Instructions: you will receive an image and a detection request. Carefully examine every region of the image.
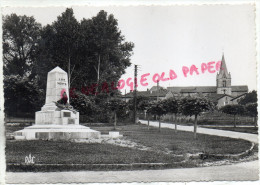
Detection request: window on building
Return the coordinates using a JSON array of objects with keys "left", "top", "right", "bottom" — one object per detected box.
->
[
  {"left": 223, "top": 80, "right": 226, "bottom": 87},
  {"left": 225, "top": 97, "right": 228, "bottom": 105}
]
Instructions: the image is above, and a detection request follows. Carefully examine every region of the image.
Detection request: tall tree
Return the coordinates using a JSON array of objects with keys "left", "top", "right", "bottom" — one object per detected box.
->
[
  {"left": 3, "top": 14, "right": 44, "bottom": 117},
  {"left": 38, "top": 8, "right": 80, "bottom": 88},
  {"left": 3, "top": 14, "right": 42, "bottom": 78},
  {"left": 180, "top": 97, "right": 215, "bottom": 139},
  {"left": 79, "top": 10, "right": 134, "bottom": 91}
]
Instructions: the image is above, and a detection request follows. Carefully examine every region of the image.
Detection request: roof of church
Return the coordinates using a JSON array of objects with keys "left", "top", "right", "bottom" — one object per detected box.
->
[
  {"left": 167, "top": 86, "right": 217, "bottom": 93},
  {"left": 124, "top": 89, "right": 168, "bottom": 98},
  {"left": 219, "top": 54, "right": 229, "bottom": 75},
  {"left": 230, "top": 93, "right": 247, "bottom": 101},
  {"left": 231, "top": 86, "right": 248, "bottom": 92},
  {"left": 167, "top": 85, "right": 248, "bottom": 93},
  {"left": 206, "top": 93, "right": 235, "bottom": 102}
]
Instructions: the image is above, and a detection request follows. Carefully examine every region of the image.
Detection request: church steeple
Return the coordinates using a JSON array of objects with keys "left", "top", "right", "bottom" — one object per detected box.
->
[
  {"left": 218, "top": 53, "right": 229, "bottom": 77},
  {"left": 216, "top": 53, "right": 232, "bottom": 95}
]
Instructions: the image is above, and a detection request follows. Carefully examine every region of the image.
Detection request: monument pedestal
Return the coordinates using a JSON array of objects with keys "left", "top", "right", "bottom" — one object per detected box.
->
[
  {"left": 14, "top": 124, "right": 100, "bottom": 140},
  {"left": 14, "top": 66, "right": 101, "bottom": 140}
]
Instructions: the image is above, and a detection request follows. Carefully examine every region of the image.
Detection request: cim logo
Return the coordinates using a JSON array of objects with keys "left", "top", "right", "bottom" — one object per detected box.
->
[{"left": 25, "top": 154, "right": 35, "bottom": 164}]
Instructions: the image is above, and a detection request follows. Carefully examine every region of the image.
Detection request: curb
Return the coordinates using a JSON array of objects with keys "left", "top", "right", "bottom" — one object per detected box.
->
[{"left": 190, "top": 142, "right": 255, "bottom": 160}]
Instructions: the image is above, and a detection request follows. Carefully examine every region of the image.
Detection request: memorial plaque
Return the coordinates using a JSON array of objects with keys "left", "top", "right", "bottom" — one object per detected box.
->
[{"left": 63, "top": 112, "right": 71, "bottom": 117}]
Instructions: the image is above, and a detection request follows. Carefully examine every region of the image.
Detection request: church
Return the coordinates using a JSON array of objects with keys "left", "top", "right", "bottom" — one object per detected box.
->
[{"left": 124, "top": 54, "right": 248, "bottom": 108}]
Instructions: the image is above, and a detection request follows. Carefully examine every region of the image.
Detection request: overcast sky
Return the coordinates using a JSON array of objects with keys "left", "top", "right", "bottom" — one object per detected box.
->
[{"left": 2, "top": 4, "right": 257, "bottom": 93}]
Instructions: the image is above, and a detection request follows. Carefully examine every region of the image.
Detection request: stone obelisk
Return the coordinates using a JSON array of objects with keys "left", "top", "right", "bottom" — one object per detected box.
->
[
  {"left": 14, "top": 66, "right": 100, "bottom": 140},
  {"left": 36, "top": 66, "right": 79, "bottom": 125}
]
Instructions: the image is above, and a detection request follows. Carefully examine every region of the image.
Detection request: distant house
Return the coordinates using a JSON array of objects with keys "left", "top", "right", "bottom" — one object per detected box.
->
[
  {"left": 123, "top": 87, "right": 168, "bottom": 102},
  {"left": 123, "top": 54, "right": 248, "bottom": 107}
]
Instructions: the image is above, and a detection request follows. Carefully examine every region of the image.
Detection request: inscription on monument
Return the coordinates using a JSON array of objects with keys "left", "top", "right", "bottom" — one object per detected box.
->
[
  {"left": 57, "top": 82, "right": 67, "bottom": 86},
  {"left": 63, "top": 112, "right": 71, "bottom": 117}
]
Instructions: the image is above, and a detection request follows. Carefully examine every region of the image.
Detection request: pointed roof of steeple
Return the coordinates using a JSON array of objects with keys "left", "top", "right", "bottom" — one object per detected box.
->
[{"left": 219, "top": 53, "right": 229, "bottom": 76}]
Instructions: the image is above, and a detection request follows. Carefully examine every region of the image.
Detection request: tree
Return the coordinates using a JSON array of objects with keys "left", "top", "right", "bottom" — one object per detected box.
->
[
  {"left": 128, "top": 96, "right": 150, "bottom": 112},
  {"left": 180, "top": 97, "right": 215, "bottom": 139},
  {"left": 245, "top": 103, "right": 258, "bottom": 127},
  {"left": 4, "top": 75, "right": 44, "bottom": 117},
  {"left": 220, "top": 104, "right": 245, "bottom": 128},
  {"left": 38, "top": 8, "right": 80, "bottom": 89},
  {"left": 3, "top": 14, "right": 44, "bottom": 117},
  {"left": 238, "top": 91, "right": 258, "bottom": 127},
  {"left": 3, "top": 14, "right": 42, "bottom": 78},
  {"left": 105, "top": 99, "right": 129, "bottom": 130},
  {"left": 145, "top": 101, "right": 155, "bottom": 130},
  {"left": 238, "top": 91, "right": 257, "bottom": 105},
  {"left": 70, "top": 91, "right": 96, "bottom": 116},
  {"left": 38, "top": 9, "right": 134, "bottom": 97},
  {"left": 163, "top": 98, "right": 180, "bottom": 132},
  {"left": 137, "top": 98, "right": 152, "bottom": 129},
  {"left": 79, "top": 10, "right": 134, "bottom": 92},
  {"left": 149, "top": 100, "right": 168, "bottom": 132}
]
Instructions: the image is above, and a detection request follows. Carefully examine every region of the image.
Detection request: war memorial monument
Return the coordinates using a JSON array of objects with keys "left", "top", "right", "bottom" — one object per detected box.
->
[{"left": 14, "top": 67, "right": 101, "bottom": 140}]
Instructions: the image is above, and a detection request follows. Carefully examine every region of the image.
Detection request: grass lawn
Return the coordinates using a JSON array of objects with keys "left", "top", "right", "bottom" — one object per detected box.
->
[
  {"left": 93, "top": 125, "right": 253, "bottom": 155},
  {"left": 200, "top": 126, "right": 258, "bottom": 134},
  {"left": 5, "top": 124, "right": 256, "bottom": 171},
  {"left": 6, "top": 140, "right": 184, "bottom": 165},
  {"left": 5, "top": 123, "right": 32, "bottom": 133}
]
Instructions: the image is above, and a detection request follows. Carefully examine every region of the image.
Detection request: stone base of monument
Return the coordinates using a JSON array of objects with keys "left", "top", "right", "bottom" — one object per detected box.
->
[
  {"left": 35, "top": 108, "right": 80, "bottom": 125},
  {"left": 14, "top": 124, "right": 101, "bottom": 140}
]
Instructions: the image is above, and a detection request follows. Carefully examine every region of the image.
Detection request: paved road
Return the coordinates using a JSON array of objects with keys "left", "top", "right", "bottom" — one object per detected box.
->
[
  {"left": 140, "top": 120, "right": 258, "bottom": 143},
  {"left": 5, "top": 120, "right": 259, "bottom": 183},
  {"left": 5, "top": 160, "right": 259, "bottom": 183}
]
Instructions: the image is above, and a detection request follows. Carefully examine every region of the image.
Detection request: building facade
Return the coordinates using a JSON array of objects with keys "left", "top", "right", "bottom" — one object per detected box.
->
[{"left": 124, "top": 54, "right": 248, "bottom": 107}]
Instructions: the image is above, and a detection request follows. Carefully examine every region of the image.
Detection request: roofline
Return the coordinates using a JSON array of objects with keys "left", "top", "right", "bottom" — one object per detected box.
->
[
  {"left": 216, "top": 94, "right": 234, "bottom": 100},
  {"left": 230, "top": 93, "right": 247, "bottom": 101}
]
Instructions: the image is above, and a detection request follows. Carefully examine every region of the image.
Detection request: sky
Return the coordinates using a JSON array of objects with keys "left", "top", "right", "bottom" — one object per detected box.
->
[{"left": 2, "top": 4, "right": 257, "bottom": 93}]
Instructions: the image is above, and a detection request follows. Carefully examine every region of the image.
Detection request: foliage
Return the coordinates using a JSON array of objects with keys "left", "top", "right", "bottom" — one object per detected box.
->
[
  {"left": 3, "top": 14, "right": 44, "bottom": 117},
  {"left": 69, "top": 91, "right": 96, "bottom": 116},
  {"left": 238, "top": 91, "right": 257, "bottom": 105},
  {"left": 37, "top": 8, "right": 134, "bottom": 91},
  {"left": 105, "top": 98, "right": 129, "bottom": 119},
  {"left": 128, "top": 96, "right": 150, "bottom": 111},
  {"left": 244, "top": 103, "right": 257, "bottom": 117},
  {"left": 36, "top": 8, "right": 80, "bottom": 88},
  {"left": 180, "top": 97, "right": 215, "bottom": 117},
  {"left": 3, "top": 14, "right": 42, "bottom": 78},
  {"left": 79, "top": 10, "right": 134, "bottom": 89},
  {"left": 179, "top": 97, "right": 215, "bottom": 138},
  {"left": 3, "top": 9, "right": 134, "bottom": 118},
  {"left": 149, "top": 100, "right": 168, "bottom": 117},
  {"left": 220, "top": 104, "right": 245, "bottom": 116},
  {"left": 4, "top": 75, "right": 44, "bottom": 117},
  {"left": 138, "top": 98, "right": 152, "bottom": 112},
  {"left": 162, "top": 97, "right": 180, "bottom": 114}
]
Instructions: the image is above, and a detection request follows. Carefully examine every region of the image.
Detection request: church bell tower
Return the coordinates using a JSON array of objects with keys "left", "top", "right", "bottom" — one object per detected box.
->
[{"left": 216, "top": 53, "right": 232, "bottom": 95}]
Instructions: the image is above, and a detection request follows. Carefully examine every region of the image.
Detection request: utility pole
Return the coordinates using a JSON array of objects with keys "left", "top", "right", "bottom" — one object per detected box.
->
[
  {"left": 157, "top": 80, "right": 159, "bottom": 101},
  {"left": 124, "top": 89, "right": 127, "bottom": 102},
  {"left": 133, "top": 65, "right": 137, "bottom": 123}
]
